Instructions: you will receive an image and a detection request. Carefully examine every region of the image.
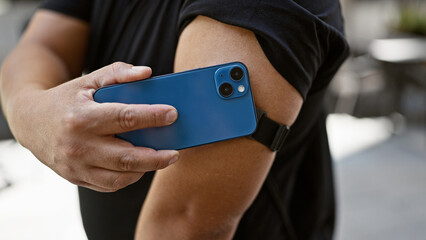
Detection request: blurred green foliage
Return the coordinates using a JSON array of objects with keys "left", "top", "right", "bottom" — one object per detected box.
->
[{"left": 397, "top": 3, "right": 426, "bottom": 36}]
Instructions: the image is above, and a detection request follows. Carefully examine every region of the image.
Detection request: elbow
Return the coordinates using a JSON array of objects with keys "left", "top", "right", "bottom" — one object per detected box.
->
[
  {"left": 184, "top": 211, "right": 239, "bottom": 240},
  {"left": 179, "top": 205, "right": 242, "bottom": 240}
]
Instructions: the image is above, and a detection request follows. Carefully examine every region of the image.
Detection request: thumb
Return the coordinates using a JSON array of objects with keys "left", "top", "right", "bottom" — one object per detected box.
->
[{"left": 85, "top": 62, "right": 152, "bottom": 89}]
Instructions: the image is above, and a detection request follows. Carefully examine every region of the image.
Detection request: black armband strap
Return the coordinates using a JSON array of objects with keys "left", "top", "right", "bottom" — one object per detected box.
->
[{"left": 250, "top": 108, "right": 290, "bottom": 152}]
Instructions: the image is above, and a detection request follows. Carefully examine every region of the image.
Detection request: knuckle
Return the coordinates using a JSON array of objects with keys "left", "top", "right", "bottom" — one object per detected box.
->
[
  {"left": 119, "top": 107, "right": 137, "bottom": 130},
  {"left": 110, "top": 62, "right": 125, "bottom": 76},
  {"left": 62, "top": 141, "right": 87, "bottom": 159},
  {"left": 119, "top": 153, "right": 136, "bottom": 171},
  {"left": 62, "top": 110, "right": 88, "bottom": 131}
]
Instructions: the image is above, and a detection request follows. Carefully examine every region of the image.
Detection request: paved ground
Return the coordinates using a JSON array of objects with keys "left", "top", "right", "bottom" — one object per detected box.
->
[{"left": 333, "top": 125, "right": 426, "bottom": 240}]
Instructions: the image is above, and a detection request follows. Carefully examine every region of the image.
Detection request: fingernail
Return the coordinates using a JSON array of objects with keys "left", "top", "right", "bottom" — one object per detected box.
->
[
  {"left": 166, "top": 109, "right": 178, "bottom": 124},
  {"left": 168, "top": 152, "right": 180, "bottom": 165},
  {"left": 131, "top": 66, "right": 150, "bottom": 72}
]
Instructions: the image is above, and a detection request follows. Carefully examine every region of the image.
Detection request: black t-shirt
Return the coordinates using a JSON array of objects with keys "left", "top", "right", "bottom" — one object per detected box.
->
[{"left": 40, "top": 1, "right": 349, "bottom": 239}]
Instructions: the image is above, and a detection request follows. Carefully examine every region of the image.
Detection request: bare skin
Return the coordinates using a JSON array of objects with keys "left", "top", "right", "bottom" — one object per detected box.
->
[
  {"left": 1, "top": 9, "right": 304, "bottom": 239},
  {"left": 0, "top": 10, "right": 180, "bottom": 192},
  {"left": 134, "top": 16, "right": 303, "bottom": 239}
]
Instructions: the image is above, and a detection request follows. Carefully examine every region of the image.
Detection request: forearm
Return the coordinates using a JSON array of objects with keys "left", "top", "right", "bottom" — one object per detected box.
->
[
  {"left": 1, "top": 43, "right": 70, "bottom": 117},
  {"left": 138, "top": 138, "right": 275, "bottom": 239},
  {"left": 0, "top": 10, "right": 88, "bottom": 143}
]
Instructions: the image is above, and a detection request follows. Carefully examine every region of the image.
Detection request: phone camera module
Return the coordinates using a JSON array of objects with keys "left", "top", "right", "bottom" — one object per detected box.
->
[
  {"left": 230, "top": 67, "right": 244, "bottom": 81},
  {"left": 219, "top": 83, "right": 234, "bottom": 97}
]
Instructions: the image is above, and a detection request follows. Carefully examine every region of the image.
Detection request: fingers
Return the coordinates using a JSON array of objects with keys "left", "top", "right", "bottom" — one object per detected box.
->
[
  {"left": 73, "top": 61, "right": 178, "bottom": 134},
  {"left": 86, "top": 138, "right": 180, "bottom": 172},
  {"left": 67, "top": 138, "right": 180, "bottom": 192},
  {"left": 87, "top": 103, "right": 178, "bottom": 134},
  {"left": 84, "top": 62, "right": 153, "bottom": 89}
]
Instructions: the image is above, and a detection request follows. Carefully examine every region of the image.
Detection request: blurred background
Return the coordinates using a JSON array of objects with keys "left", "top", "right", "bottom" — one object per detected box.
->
[{"left": 0, "top": 0, "right": 425, "bottom": 239}]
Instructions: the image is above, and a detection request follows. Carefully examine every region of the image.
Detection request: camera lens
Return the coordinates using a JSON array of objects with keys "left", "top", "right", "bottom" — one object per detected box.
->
[
  {"left": 219, "top": 83, "right": 233, "bottom": 97},
  {"left": 230, "top": 67, "right": 244, "bottom": 81}
]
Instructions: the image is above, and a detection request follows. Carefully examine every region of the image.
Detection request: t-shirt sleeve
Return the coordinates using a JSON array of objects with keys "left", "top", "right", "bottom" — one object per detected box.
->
[
  {"left": 40, "top": 0, "right": 93, "bottom": 22},
  {"left": 178, "top": 0, "right": 349, "bottom": 99}
]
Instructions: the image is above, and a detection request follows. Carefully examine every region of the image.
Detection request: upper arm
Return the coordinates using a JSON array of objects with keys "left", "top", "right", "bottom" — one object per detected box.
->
[
  {"left": 174, "top": 16, "right": 302, "bottom": 125},
  {"left": 19, "top": 9, "right": 89, "bottom": 78},
  {"left": 136, "top": 16, "right": 303, "bottom": 239}
]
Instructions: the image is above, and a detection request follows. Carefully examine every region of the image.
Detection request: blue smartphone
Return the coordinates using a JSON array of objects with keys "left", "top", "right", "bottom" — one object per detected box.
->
[{"left": 93, "top": 62, "right": 257, "bottom": 150}]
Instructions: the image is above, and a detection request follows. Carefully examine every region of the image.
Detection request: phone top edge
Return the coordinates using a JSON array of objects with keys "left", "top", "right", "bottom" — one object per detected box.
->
[{"left": 93, "top": 62, "right": 248, "bottom": 95}]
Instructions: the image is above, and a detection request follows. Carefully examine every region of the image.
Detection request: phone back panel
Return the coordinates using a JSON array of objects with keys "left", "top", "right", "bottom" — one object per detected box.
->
[{"left": 93, "top": 62, "right": 257, "bottom": 150}]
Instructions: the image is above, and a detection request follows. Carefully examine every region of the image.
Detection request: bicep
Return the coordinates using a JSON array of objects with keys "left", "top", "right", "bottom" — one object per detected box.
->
[
  {"left": 174, "top": 16, "right": 302, "bottom": 125},
  {"left": 136, "top": 16, "right": 303, "bottom": 238}
]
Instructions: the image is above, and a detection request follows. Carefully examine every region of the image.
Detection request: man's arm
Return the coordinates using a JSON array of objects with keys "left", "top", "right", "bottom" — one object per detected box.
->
[
  {"left": 0, "top": 10, "right": 180, "bottom": 192},
  {"left": 135, "top": 16, "right": 303, "bottom": 239}
]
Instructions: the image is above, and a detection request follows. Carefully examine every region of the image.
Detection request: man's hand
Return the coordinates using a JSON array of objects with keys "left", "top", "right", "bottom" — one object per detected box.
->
[
  {"left": 5, "top": 62, "right": 179, "bottom": 192},
  {"left": 0, "top": 11, "right": 179, "bottom": 192}
]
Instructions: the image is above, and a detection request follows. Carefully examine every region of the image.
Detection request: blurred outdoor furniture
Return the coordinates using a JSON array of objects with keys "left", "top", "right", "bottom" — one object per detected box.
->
[{"left": 369, "top": 38, "right": 426, "bottom": 122}]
